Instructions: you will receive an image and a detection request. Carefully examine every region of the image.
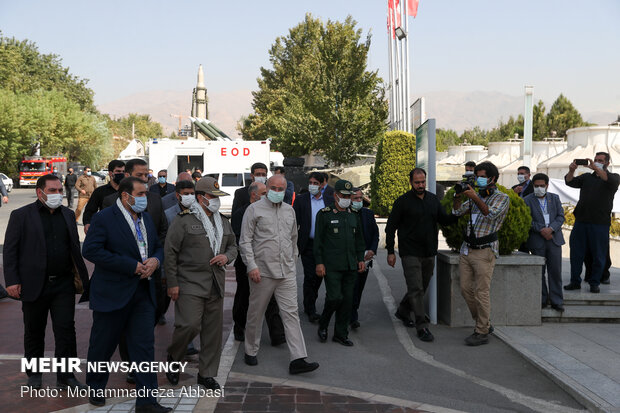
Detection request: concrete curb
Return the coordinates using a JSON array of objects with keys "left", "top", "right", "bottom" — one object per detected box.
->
[{"left": 494, "top": 327, "right": 615, "bottom": 413}]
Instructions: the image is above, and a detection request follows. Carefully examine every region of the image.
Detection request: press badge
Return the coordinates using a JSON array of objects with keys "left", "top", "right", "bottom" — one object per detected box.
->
[
  {"left": 333, "top": 228, "right": 339, "bottom": 234},
  {"left": 543, "top": 213, "right": 550, "bottom": 226}
]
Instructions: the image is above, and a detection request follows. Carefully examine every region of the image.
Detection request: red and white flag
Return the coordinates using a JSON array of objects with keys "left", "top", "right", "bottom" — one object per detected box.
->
[{"left": 407, "top": 0, "right": 419, "bottom": 17}]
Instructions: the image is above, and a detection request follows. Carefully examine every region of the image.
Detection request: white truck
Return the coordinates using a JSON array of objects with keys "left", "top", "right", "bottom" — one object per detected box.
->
[{"left": 147, "top": 138, "right": 282, "bottom": 215}]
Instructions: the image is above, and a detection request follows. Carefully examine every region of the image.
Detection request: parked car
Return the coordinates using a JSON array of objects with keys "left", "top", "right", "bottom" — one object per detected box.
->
[
  {"left": 91, "top": 171, "right": 107, "bottom": 187},
  {"left": 0, "top": 173, "right": 14, "bottom": 192}
]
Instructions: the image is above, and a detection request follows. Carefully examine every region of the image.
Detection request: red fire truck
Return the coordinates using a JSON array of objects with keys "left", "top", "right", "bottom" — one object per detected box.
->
[{"left": 18, "top": 156, "right": 67, "bottom": 187}]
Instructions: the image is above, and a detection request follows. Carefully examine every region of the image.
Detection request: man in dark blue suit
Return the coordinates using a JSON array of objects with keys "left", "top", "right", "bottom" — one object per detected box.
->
[
  {"left": 524, "top": 173, "right": 565, "bottom": 312},
  {"left": 350, "top": 188, "right": 379, "bottom": 329},
  {"left": 293, "top": 172, "right": 335, "bottom": 322},
  {"left": 149, "top": 169, "right": 176, "bottom": 198},
  {"left": 83, "top": 177, "right": 170, "bottom": 413}
]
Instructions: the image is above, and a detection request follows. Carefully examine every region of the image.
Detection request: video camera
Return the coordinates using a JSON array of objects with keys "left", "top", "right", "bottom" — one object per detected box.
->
[{"left": 454, "top": 174, "right": 476, "bottom": 194}]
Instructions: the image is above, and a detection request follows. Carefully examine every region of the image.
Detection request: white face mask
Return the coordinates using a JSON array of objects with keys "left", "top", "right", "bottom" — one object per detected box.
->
[
  {"left": 43, "top": 193, "right": 63, "bottom": 209},
  {"left": 517, "top": 174, "right": 526, "bottom": 183},
  {"left": 594, "top": 162, "right": 605, "bottom": 170},
  {"left": 337, "top": 196, "right": 351, "bottom": 209},
  {"left": 205, "top": 197, "right": 220, "bottom": 213},
  {"left": 308, "top": 184, "right": 320, "bottom": 195},
  {"left": 180, "top": 194, "right": 195, "bottom": 208},
  {"left": 254, "top": 176, "right": 267, "bottom": 184},
  {"left": 533, "top": 187, "right": 547, "bottom": 197}
]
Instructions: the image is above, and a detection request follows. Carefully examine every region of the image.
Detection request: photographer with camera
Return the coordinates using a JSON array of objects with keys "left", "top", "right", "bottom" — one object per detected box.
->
[
  {"left": 452, "top": 162, "right": 510, "bottom": 346},
  {"left": 564, "top": 153, "right": 619, "bottom": 293}
]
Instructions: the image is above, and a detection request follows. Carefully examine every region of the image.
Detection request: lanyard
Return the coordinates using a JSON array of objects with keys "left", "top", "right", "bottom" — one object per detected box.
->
[
  {"left": 133, "top": 216, "right": 148, "bottom": 261},
  {"left": 538, "top": 197, "right": 548, "bottom": 214}
]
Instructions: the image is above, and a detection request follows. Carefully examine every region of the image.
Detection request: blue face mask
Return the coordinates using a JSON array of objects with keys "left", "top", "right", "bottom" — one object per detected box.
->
[
  {"left": 128, "top": 193, "right": 148, "bottom": 213},
  {"left": 352, "top": 200, "right": 363, "bottom": 211},
  {"left": 158, "top": 176, "right": 166, "bottom": 184},
  {"left": 476, "top": 177, "right": 488, "bottom": 188},
  {"left": 267, "top": 189, "right": 285, "bottom": 204}
]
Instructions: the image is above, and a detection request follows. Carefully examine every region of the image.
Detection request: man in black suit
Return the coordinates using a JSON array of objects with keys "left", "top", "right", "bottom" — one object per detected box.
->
[
  {"left": 293, "top": 171, "right": 335, "bottom": 322},
  {"left": 83, "top": 177, "right": 169, "bottom": 413},
  {"left": 64, "top": 167, "right": 77, "bottom": 208},
  {"left": 232, "top": 162, "right": 268, "bottom": 214},
  {"left": 231, "top": 181, "right": 285, "bottom": 344},
  {"left": 512, "top": 166, "right": 534, "bottom": 198},
  {"left": 349, "top": 188, "right": 379, "bottom": 329},
  {"left": 83, "top": 159, "right": 125, "bottom": 234},
  {"left": 149, "top": 169, "right": 175, "bottom": 198},
  {"left": 4, "top": 174, "right": 90, "bottom": 389}
]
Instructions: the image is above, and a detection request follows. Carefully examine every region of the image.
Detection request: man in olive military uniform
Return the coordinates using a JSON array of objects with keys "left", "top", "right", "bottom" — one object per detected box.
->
[
  {"left": 315, "top": 180, "right": 366, "bottom": 346},
  {"left": 164, "top": 177, "right": 237, "bottom": 390}
]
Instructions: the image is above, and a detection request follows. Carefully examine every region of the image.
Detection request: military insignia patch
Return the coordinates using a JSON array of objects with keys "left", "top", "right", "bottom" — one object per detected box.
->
[{"left": 345, "top": 182, "right": 352, "bottom": 190}]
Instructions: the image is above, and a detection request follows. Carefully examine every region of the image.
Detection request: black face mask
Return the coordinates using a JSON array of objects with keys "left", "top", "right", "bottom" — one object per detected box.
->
[{"left": 113, "top": 173, "right": 125, "bottom": 184}]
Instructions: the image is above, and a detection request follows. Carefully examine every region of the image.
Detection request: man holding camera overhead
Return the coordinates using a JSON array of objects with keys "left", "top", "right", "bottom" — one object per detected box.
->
[
  {"left": 452, "top": 162, "right": 509, "bottom": 347},
  {"left": 564, "top": 153, "right": 619, "bottom": 293}
]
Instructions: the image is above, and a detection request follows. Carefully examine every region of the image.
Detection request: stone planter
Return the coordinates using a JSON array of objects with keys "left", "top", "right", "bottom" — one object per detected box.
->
[{"left": 437, "top": 251, "right": 545, "bottom": 327}]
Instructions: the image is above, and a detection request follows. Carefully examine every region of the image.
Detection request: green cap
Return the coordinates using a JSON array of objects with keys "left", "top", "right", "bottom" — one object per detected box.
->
[{"left": 334, "top": 179, "right": 354, "bottom": 195}]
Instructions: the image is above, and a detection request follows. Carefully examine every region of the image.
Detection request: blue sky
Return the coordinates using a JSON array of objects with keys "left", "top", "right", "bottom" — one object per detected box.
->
[{"left": 1, "top": 0, "right": 619, "bottom": 113}]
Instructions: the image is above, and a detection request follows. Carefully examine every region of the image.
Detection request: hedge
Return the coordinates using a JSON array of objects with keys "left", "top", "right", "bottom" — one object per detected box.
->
[
  {"left": 439, "top": 185, "right": 531, "bottom": 255},
  {"left": 370, "top": 130, "right": 416, "bottom": 216}
]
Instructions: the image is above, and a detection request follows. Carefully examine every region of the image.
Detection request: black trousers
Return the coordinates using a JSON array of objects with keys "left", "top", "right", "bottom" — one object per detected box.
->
[
  {"left": 87, "top": 281, "right": 157, "bottom": 406},
  {"left": 301, "top": 240, "right": 323, "bottom": 315},
  {"left": 232, "top": 258, "right": 285, "bottom": 342},
  {"left": 584, "top": 241, "right": 611, "bottom": 283},
  {"left": 351, "top": 268, "right": 370, "bottom": 323},
  {"left": 22, "top": 276, "right": 76, "bottom": 380},
  {"left": 65, "top": 186, "right": 75, "bottom": 208}
]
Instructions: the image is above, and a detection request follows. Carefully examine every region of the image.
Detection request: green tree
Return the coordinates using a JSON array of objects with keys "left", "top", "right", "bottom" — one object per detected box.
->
[
  {"left": 487, "top": 115, "right": 524, "bottom": 142},
  {"left": 546, "top": 94, "right": 585, "bottom": 137},
  {"left": 370, "top": 130, "right": 415, "bottom": 216},
  {"left": 240, "top": 14, "right": 388, "bottom": 166},
  {"left": 532, "top": 100, "right": 548, "bottom": 140},
  {"left": 105, "top": 113, "right": 164, "bottom": 144},
  {"left": 0, "top": 33, "right": 95, "bottom": 112},
  {"left": 436, "top": 128, "right": 459, "bottom": 151},
  {"left": 460, "top": 126, "right": 489, "bottom": 146}
]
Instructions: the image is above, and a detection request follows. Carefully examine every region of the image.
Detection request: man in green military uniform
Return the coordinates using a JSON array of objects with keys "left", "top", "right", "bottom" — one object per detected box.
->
[{"left": 315, "top": 179, "right": 366, "bottom": 346}]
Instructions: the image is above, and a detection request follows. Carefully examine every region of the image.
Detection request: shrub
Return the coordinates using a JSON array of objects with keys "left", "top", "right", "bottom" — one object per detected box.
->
[
  {"left": 370, "top": 130, "right": 416, "bottom": 216},
  {"left": 439, "top": 185, "right": 531, "bottom": 255},
  {"left": 564, "top": 204, "right": 620, "bottom": 237}
]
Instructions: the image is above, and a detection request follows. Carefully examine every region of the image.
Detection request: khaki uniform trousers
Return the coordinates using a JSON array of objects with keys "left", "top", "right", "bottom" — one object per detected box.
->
[
  {"left": 459, "top": 248, "right": 496, "bottom": 335},
  {"left": 167, "top": 288, "right": 223, "bottom": 377},
  {"left": 75, "top": 197, "right": 89, "bottom": 222},
  {"left": 245, "top": 276, "right": 307, "bottom": 361}
]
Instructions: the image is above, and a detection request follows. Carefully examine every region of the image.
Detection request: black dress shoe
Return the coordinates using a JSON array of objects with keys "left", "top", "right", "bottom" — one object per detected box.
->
[
  {"left": 135, "top": 402, "right": 173, "bottom": 413},
  {"left": 166, "top": 355, "right": 179, "bottom": 385},
  {"left": 350, "top": 320, "right": 361, "bottom": 330},
  {"left": 551, "top": 304, "right": 565, "bottom": 312},
  {"left": 318, "top": 327, "right": 328, "bottom": 342},
  {"left": 564, "top": 283, "right": 581, "bottom": 290},
  {"left": 395, "top": 312, "right": 415, "bottom": 327},
  {"left": 244, "top": 353, "right": 258, "bottom": 366},
  {"left": 233, "top": 326, "right": 245, "bottom": 342},
  {"left": 590, "top": 285, "right": 600, "bottom": 293},
  {"left": 289, "top": 358, "right": 319, "bottom": 374},
  {"left": 271, "top": 336, "right": 286, "bottom": 346},
  {"left": 308, "top": 313, "right": 321, "bottom": 323},
  {"left": 89, "top": 396, "right": 105, "bottom": 406},
  {"left": 197, "top": 374, "right": 220, "bottom": 390},
  {"left": 27, "top": 375, "right": 42, "bottom": 389},
  {"left": 57, "top": 376, "right": 87, "bottom": 390},
  {"left": 126, "top": 372, "right": 136, "bottom": 384},
  {"left": 601, "top": 278, "right": 611, "bottom": 285},
  {"left": 332, "top": 336, "right": 354, "bottom": 346},
  {"left": 417, "top": 328, "right": 434, "bottom": 342}
]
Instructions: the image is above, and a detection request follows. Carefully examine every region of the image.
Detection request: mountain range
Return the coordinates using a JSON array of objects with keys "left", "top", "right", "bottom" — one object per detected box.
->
[{"left": 97, "top": 90, "right": 617, "bottom": 138}]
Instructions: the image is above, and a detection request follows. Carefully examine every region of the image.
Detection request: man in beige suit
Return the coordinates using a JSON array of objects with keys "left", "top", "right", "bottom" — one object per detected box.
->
[
  {"left": 164, "top": 177, "right": 237, "bottom": 390},
  {"left": 240, "top": 174, "right": 319, "bottom": 375}
]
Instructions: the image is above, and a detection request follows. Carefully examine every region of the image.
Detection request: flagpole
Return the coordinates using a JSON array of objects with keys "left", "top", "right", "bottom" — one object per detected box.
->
[
  {"left": 387, "top": 14, "right": 395, "bottom": 129},
  {"left": 404, "top": 0, "right": 411, "bottom": 133},
  {"left": 399, "top": 0, "right": 406, "bottom": 131}
]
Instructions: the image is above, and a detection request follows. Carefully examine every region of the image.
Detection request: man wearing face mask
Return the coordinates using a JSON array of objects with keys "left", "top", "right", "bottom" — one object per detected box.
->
[
  {"left": 149, "top": 169, "right": 175, "bottom": 198},
  {"left": 4, "top": 174, "right": 90, "bottom": 390},
  {"left": 564, "top": 153, "right": 620, "bottom": 293},
  {"left": 524, "top": 173, "right": 565, "bottom": 311},
  {"left": 231, "top": 181, "right": 285, "bottom": 344},
  {"left": 64, "top": 167, "right": 77, "bottom": 208},
  {"left": 232, "top": 162, "right": 268, "bottom": 214},
  {"left": 314, "top": 180, "right": 366, "bottom": 347},
  {"left": 512, "top": 166, "right": 533, "bottom": 198},
  {"left": 83, "top": 177, "right": 169, "bottom": 412},
  {"left": 240, "top": 174, "right": 319, "bottom": 374},
  {"left": 83, "top": 160, "right": 126, "bottom": 234},
  {"left": 453, "top": 162, "right": 509, "bottom": 346},
  {"left": 164, "top": 177, "right": 237, "bottom": 390},
  {"left": 162, "top": 172, "right": 193, "bottom": 211},
  {"left": 464, "top": 161, "right": 476, "bottom": 176},
  {"left": 75, "top": 166, "right": 97, "bottom": 224},
  {"left": 386, "top": 169, "right": 457, "bottom": 342},
  {"left": 293, "top": 172, "right": 335, "bottom": 322},
  {"left": 349, "top": 188, "right": 379, "bottom": 330}
]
